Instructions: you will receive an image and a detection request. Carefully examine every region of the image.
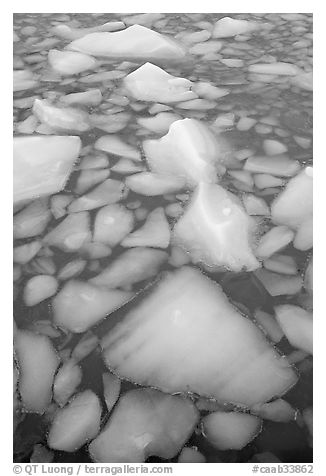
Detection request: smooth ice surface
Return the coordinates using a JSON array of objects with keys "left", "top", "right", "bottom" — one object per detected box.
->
[
  {"left": 123, "top": 62, "right": 197, "bottom": 103},
  {"left": 90, "top": 248, "right": 168, "bottom": 288},
  {"left": 89, "top": 388, "right": 198, "bottom": 462},
  {"left": 14, "top": 198, "right": 51, "bottom": 239},
  {"left": 248, "top": 62, "right": 301, "bottom": 76},
  {"left": 53, "top": 280, "right": 133, "bottom": 332},
  {"left": 274, "top": 305, "right": 313, "bottom": 354},
  {"left": 244, "top": 155, "right": 300, "bottom": 177},
  {"left": 44, "top": 211, "right": 91, "bottom": 252},
  {"left": 67, "top": 25, "right": 186, "bottom": 60},
  {"left": 33, "top": 99, "right": 90, "bottom": 132},
  {"left": 95, "top": 135, "right": 141, "bottom": 161},
  {"left": 255, "top": 226, "right": 294, "bottom": 259},
  {"left": 24, "top": 275, "right": 58, "bottom": 306},
  {"left": 93, "top": 204, "right": 134, "bottom": 246},
  {"left": 48, "top": 49, "right": 98, "bottom": 75},
  {"left": 14, "top": 330, "right": 60, "bottom": 414},
  {"left": 53, "top": 361, "right": 82, "bottom": 407},
  {"left": 121, "top": 207, "right": 170, "bottom": 248},
  {"left": 271, "top": 167, "right": 313, "bottom": 230},
  {"left": 202, "top": 412, "right": 262, "bottom": 450},
  {"left": 173, "top": 182, "right": 260, "bottom": 272},
  {"left": 47, "top": 390, "right": 101, "bottom": 451},
  {"left": 102, "top": 266, "right": 297, "bottom": 406},
  {"left": 126, "top": 172, "right": 185, "bottom": 196},
  {"left": 14, "top": 136, "right": 81, "bottom": 203},
  {"left": 143, "top": 118, "right": 225, "bottom": 188}
]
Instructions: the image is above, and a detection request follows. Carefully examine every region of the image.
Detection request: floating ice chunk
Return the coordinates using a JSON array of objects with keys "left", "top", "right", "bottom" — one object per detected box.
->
[
  {"left": 89, "top": 388, "right": 198, "bottom": 463},
  {"left": 48, "top": 390, "right": 101, "bottom": 451},
  {"left": 123, "top": 13, "right": 163, "bottom": 27},
  {"left": 255, "top": 226, "right": 294, "bottom": 259},
  {"left": 50, "top": 194, "right": 73, "bottom": 219},
  {"left": 44, "top": 212, "right": 91, "bottom": 252},
  {"left": 178, "top": 447, "right": 206, "bottom": 463},
  {"left": 110, "top": 158, "right": 143, "bottom": 174},
  {"left": 213, "top": 113, "right": 235, "bottom": 130},
  {"left": 192, "top": 81, "right": 229, "bottom": 100},
  {"left": 143, "top": 118, "right": 225, "bottom": 188},
  {"left": 177, "top": 98, "right": 216, "bottom": 110},
  {"left": 304, "top": 257, "right": 313, "bottom": 295},
  {"left": 121, "top": 207, "right": 170, "bottom": 249},
  {"left": 293, "top": 217, "right": 313, "bottom": 250},
  {"left": 126, "top": 172, "right": 186, "bottom": 196},
  {"left": 14, "top": 198, "right": 51, "bottom": 239},
  {"left": 173, "top": 182, "right": 260, "bottom": 272},
  {"left": 71, "top": 332, "right": 99, "bottom": 363},
  {"left": 213, "top": 17, "right": 259, "bottom": 38},
  {"left": 95, "top": 135, "right": 141, "bottom": 161},
  {"left": 102, "top": 372, "right": 121, "bottom": 413},
  {"left": 68, "top": 179, "right": 127, "bottom": 213},
  {"left": 60, "top": 89, "right": 102, "bottom": 106},
  {"left": 67, "top": 25, "right": 186, "bottom": 60},
  {"left": 53, "top": 280, "right": 133, "bottom": 333},
  {"left": 14, "top": 241, "right": 42, "bottom": 264},
  {"left": 33, "top": 99, "right": 90, "bottom": 132},
  {"left": 254, "top": 309, "right": 284, "bottom": 343},
  {"left": 52, "top": 21, "right": 125, "bottom": 40},
  {"left": 53, "top": 360, "right": 82, "bottom": 407},
  {"left": 244, "top": 155, "right": 300, "bottom": 177},
  {"left": 236, "top": 117, "right": 257, "bottom": 131},
  {"left": 181, "top": 29, "right": 211, "bottom": 44},
  {"left": 291, "top": 71, "right": 313, "bottom": 91},
  {"left": 13, "top": 70, "right": 38, "bottom": 92},
  {"left": 14, "top": 135, "right": 81, "bottom": 203},
  {"left": 254, "top": 174, "right": 284, "bottom": 189},
  {"left": 202, "top": 412, "right": 261, "bottom": 450},
  {"left": 90, "top": 248, "right": 168, "bottom": 288},
  {"left": 189, "top": 40, "right": 223, "bottom": 55},
  {"left": 263, "top": 139, "right": 288, "bottom": 156},
  {"left": 58, "top": 259, "right": 87, "bottom": 280},
  {"left": 274, "top": 305, "right": 313, "bottom": 354},
  {"left": 220, "top": 58, "right": 244, "bottom": 67},
  {"left": 248, "top": 62, "right": 301, "bottom": 76},
  {"left": 123, "top": 62, "right": 197, "bottom": 103},
  {"left": 228, "top": 170, "right": 254, "bottom": 188},
  {"left": 255, "top": 269, "right": 302, "bottom": 296},
  {"left": 48, "top": 49, "right": 98, "bottom": 76},
  {"left": 102, "top": 266, "right": 297, "bottom": 406},
  {"left": 24, "top": 275, "right": 58, "bottom": 306},
  {"left": 242, "top": 194, "right": 270, "bottom": 216},
  {"left": 93, "top": 204, "right": 134, "bottom": 247},
  {"left": 250, "top": 399, "right": 296, "bottom": 422},
  {"left": 137, "top": 112, "right": 180, "bottom": 134},
  {"left": 14, "top": 330, "right": 59, "bottom": 414},
  {"left": 263, "top": 254, "right": 298, "bottom": 276},
  {"left": 271, "top": 167, "right": 313, "bottom": 229},
  {"left": 75, "top": 169, "right": 111, "bottom": 194},
  {"left": 82, "top": 242, "right": 111, "bottom": 259}
]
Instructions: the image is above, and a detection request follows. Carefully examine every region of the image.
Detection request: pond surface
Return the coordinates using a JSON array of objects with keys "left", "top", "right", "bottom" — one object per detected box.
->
[{"left": 13, "top": 12, "right": 313, "bottom": 464}]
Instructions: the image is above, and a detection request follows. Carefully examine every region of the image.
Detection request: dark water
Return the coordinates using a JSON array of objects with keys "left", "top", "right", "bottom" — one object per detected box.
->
[{"left": 13, "top": 12, "right": 313, "bottom": 464}]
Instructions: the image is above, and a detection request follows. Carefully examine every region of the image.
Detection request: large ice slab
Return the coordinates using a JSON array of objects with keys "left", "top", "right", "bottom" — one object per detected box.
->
[
  {"left": 14, "top": 136, "right": 81, "bottom": 203},
  {"left": 123, "top": 62, "right": 196, "bottom": 103},
  {"left": 173, "top": 182, "right": 260, "bottom": 272},
  {"left": 101, "top": 266, "right": 297, "bottom": 406},
  {"left": 67, "top": 24, "right": 186, "bottom": 60},
  {"left": 143, "top": 118, "right": 225, "bottom": 188}
]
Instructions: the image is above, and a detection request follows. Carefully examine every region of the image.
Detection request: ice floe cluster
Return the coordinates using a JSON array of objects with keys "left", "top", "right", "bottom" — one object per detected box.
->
[{"left": 13, "top": 12, "right": 313, "bottom": 464}]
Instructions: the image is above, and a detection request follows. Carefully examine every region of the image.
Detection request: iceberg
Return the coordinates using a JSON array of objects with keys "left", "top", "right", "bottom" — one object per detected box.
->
[
  {"left": 123, "top": 62, "right": 197, "bottom": 103},
  {"left": 67, "top": 24, "right": 186, "bottom": 60},
  {"left": 14, "top": 135, "right": 81, "bottom": 203}
]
